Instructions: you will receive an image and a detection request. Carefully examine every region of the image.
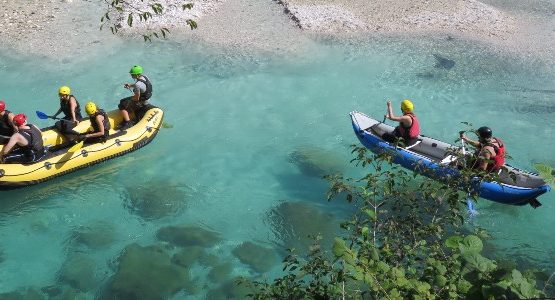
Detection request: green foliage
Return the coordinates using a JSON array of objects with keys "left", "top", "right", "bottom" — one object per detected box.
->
[
  {"left": 100, "top": 0, "right": 197, "bottom": 42},
  {"left": 249, "top": 146, "right": 548, "bottom": 299},
  {"left": 535, "top": 163, "right": 555, "bottom": 186}
]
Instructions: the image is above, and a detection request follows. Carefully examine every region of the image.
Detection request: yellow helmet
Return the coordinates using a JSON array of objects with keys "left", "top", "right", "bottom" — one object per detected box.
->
[
  {"left": 401, "top": 99, "right": 414, "bottom": 113},
  {"left": 85, "top": 101, "right": 97, "bottom": 116},
  {"left": 59, "top": 86, "right": 71, "bottom": 95}
]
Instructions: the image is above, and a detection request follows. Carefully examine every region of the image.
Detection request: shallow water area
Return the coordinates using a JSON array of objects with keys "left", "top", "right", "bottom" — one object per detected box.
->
[{"left": 0, "top": 34, "right": 554, "bottom": 297}]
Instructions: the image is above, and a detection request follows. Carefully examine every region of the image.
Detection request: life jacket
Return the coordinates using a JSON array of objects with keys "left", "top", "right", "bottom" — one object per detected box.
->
[
  {"left": 19, "top": 124, "right": 44, "bottom": 153},
  {"left": 0, "top": 110, "right": 14, "bottom": 135},
  {"left": 89, "top": 109, "right": 110, "bottom": 139},
  {"left": 137, "top": 75, "right": 153, "bottom": 102},
  {"left": 477, "top": 137, "right": 505, "bottom": 171},
  {"left": 60, "top": 95, "right": 82, "bottom": 119},
  {"left": 397, "top": 113, "right": 420, "bottom": 140}
]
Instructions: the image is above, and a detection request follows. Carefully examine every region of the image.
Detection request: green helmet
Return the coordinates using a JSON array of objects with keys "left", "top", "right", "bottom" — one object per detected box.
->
[{"left": 129, "top": 65, "right": 143, "bottom": 75}]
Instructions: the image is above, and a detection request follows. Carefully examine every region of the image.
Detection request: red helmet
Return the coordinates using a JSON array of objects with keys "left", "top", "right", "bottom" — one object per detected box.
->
[
  {"left": 0, "top": 100, "right": 5, "bottom": 112},
  {"left": 13, "top": 114, "right": 27, "bottom": 126}
]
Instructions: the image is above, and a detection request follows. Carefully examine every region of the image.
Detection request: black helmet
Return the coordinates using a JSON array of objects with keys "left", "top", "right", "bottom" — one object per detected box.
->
[{"left": 477, "top": 126, "right": 492, "bottom": 139}]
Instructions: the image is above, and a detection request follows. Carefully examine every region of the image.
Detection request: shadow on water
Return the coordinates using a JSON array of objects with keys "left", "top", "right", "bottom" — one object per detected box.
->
[{"left": 0, "top": 158, "right": 125, "bottom": 215}]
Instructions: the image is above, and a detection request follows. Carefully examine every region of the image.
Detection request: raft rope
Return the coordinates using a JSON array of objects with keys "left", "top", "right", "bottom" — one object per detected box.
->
[{"left": 2, "top": 125, "right": 161, "bottom": 177}]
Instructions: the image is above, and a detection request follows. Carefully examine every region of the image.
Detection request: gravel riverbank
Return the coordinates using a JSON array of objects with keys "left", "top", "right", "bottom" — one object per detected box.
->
[{"left": 0, "top": 0, "right": 553, "bottom": 62}]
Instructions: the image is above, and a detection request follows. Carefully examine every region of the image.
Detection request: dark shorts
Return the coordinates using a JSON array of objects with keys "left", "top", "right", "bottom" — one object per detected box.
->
[
  {"left": 55, "top": 118, "right": 78, "bottom": 134},
  {"left": 3, "top": 148, "right": 46, "bottom": 164},
  {"left": 119, "top": 97, "right": 145, "bottom": 112},
  {"left": 381, "top": 127, "right": 417, "bottom": 147}
]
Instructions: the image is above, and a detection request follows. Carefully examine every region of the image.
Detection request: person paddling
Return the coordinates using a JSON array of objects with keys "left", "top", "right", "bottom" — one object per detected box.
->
[
  {"left": 118, "top": 65, "right": 153, "bottom": 130},
  {"left": 79, "top": 102, "right": 110, "bottom": 144},
  {"left": 0, "top": 114, "right": 45, "bottom": 164},
  {"left": 52, "top": 86, "right": 82, "bottom": 134},
  {"left": 460, "top": 126, "right": 505, "bottom": 172},
  {"left": 0, "top": 100, "right": 18, "bottom": 144},
  {"left": 382, "top": 99, "right": 420, "bottom": 146}
]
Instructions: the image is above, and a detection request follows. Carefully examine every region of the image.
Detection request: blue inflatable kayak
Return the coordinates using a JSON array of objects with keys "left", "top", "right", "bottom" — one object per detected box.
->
[{"left": 350, "top": 111, "right": 551, "bottom": 207}]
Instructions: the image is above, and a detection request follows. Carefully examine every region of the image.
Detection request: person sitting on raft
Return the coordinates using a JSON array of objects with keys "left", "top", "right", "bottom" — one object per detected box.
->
[
  {"left": 382, "top": 99, "right": 421, "bottom": 146},
  {"left": 460, "top": 126, "right": 505, "bottom": 172},
  {"left": 0, "top": 100, "right": 18, "bottom": 144},
  {"left": 118, "top": 65, "right": 152, "bottom": 130},
  {"left": 52, "top": 86, "right": 82, "bottom": 134},
  {"left": 0, "top": 114, "right": 45, "bottom": 164},
  {"left": 79, "top": 102, "right": 110, "bottom": 144}
]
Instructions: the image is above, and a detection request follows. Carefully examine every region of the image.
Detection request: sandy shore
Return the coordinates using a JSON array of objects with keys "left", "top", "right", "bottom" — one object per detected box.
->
[{"left": 0, "top": 0, "right": 553, "bottom": 62}]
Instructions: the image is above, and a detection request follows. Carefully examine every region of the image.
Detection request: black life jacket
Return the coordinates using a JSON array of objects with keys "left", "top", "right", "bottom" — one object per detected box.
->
[
  {"left": 19, "top": 124, "right": 44, "bottom": 153},
  {"left": 0, "top": 110, "right": 14, "bottom": 135},
  {"left": 89, "top": 109, "right": 110, "bottom": 139},
  {"left": 137, "top": 75, "right": 153, "bottom": 102},
  {"left": 60, "top": 95, "right": 82, "bottom": 119}
]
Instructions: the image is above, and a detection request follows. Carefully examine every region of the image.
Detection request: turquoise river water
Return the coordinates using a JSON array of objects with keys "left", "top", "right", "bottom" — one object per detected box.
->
[{"left": 0, "top": 35, "right": 554, "bottom": 298}]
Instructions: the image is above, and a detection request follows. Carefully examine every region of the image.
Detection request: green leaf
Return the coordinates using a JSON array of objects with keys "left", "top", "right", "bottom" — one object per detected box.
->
[
  {"left": 332, "top": 237, "right": 347, "bottom": 257},
  {"left": 462, "top": 252, "right": 496, "bottom": 273},
  {"left": 361, "top": 226, "right": 369, "bottom": 236},
  {"left": 127, "top": 14, "right": 133, "bottom": 27},
  {"left": 363, "top": 209, "right": 376, "bottom": 221},
  {"left": 445, "top": 235, "right": 463, "bottom": 248},
  {"left": 534, "top": 163, "right": 555, "bottom": 186},
  {"left": 460, "top": 235, "right": 483, "bottom": 253}
]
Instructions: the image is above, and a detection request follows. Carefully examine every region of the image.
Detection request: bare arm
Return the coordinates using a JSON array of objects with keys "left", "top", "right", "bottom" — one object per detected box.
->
[
  {"left": 1, "top": 133, "right": 26, "bottom": 156},
  {"left": 385, "top": 101, "right": 412, "bottom": 126},
  {"left": 477, "top": 147, "right": 494, "bottom": 171},
  {"left": 85, "top": 115, "right": 105, "bottom": 139},
  {"left": 460, "top": 134, "right": 481, "bottom": 148},
  {"left": 52, "top": 108, "right": 62, "bottom": 118},
  {"left": 69, "top": 97, "right": 79, "bottom": 123}
]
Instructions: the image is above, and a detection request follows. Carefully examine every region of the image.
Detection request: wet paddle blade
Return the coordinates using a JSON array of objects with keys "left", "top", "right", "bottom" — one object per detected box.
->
[
  {"left": 36, "top": 111, "right": 49, "bottom": 120},
  {"left": 68, "top": 141, "right": 84, "bottom": 153}
]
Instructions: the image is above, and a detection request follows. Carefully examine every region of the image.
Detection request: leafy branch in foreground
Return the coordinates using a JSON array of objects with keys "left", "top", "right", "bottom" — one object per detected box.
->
[
  {"left": 246, "top": 146, "right": 549, "bottom": 299},
  {"left": 100, "top": 0, "right": 197, "bottom": 42}
]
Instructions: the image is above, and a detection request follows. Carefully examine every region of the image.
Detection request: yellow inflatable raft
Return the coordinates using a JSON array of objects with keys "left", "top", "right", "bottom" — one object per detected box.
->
[{"left": 0, "top": 105, "right": 163, "bottom": 188}]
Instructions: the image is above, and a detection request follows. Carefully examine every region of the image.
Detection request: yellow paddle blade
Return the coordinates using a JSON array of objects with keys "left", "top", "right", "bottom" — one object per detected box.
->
[{"left": 68, "top": 141, "right": 84, "bottom": 153}]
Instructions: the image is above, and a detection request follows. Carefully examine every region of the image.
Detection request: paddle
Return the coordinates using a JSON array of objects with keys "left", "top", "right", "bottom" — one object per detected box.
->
[
  {"left": 460, "top": 131, "right": 478, "bottom": 216},
  {"left": 36, "top": 111, "right": 61, "bottom": 120},
  {"left": 68, "top": 141, "right": 84, "bottom": 153}
]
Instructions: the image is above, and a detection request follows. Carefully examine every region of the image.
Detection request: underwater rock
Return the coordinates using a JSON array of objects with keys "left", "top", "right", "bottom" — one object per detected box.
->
[
  {"left": 433, "top": 54, "right": 455, "bottom": 69},
  {"left": 70, "top": 221, "right": 116, "bottom": 249},
  {"left": 58, "top": 253, "right": 98, "bottom": 292},
  {"left": 156, "top": 225, "right": 222, "bottom": 248},
  {"left": 0, "top": 287, "right": 44, "bottom": 300},
  {"left": 267, "top": 201, "right": 339, "bottom": 252},
  {"left": 104, "top": 243, "right": 190, "bottom": 299},
  {"left": 171, "top": 246, "right": 206, "bottom": 267},
  {"left": 208, "top": 262, "right": 233, "bottom": 283},
  {"left": 122, "top": 181, "right": 187, "bottom": 220},
  {"left": 199, "top": 253, "right": 221, "bottom": 267},
  {"left": 232, "top": 242, "right": 277, "bottom": 273},
  {"left": 288, "top": 146, "right": 345, "bottom": 178},
  {"left": 206, "top": 277, "right": 252, "bottom": 300}
]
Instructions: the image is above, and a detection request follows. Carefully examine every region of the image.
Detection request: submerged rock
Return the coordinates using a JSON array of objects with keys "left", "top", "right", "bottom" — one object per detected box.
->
[
  {"left": 70, "top": 221, "right": 116, "bottom": 249},
  {"left": 58, "top": 253, "right": 98, "bottom": 292},
  {"left": 171, "top": 246, "right": 206, "bottom": 267},
  {"left": 199, "top": 253, "right": 221, "bottom": 267},
  {"left": 206, "top": 277, "right": 253, "bottom": 300},
  {"left": 208, "top": 262, "right": 233, "bottom": 283},
  {"left": 267, "top": 201, "right": 339, "bottom": 251},
  {"left": 232, "top": 242, "right": 277, "bottom": 273},
  {"left": 289, "top": 146, "right": 344, "bottom": 178},
  {"left": 0, "top": 287, "right": 44, "bottom": 300},
  {"left": 433, "top": 54, "right": 455, "bottom": 69},
  {"left": 156, "top": 225, "right": 222, "bottom": 248},
  {"left": 122, "top": 181, "right": 187, "bottom": 220},
  {"left": 104, "top": 243, "right": 190, "bottom": 299}
]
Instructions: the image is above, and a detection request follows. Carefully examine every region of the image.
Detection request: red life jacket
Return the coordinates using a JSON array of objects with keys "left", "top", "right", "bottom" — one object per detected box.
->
[
  {"left": 484, "top": 138, "right": 505, "bottom": 171},
  {"left": 397, "top": 113, "right": 420, "bottom": 140}
]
